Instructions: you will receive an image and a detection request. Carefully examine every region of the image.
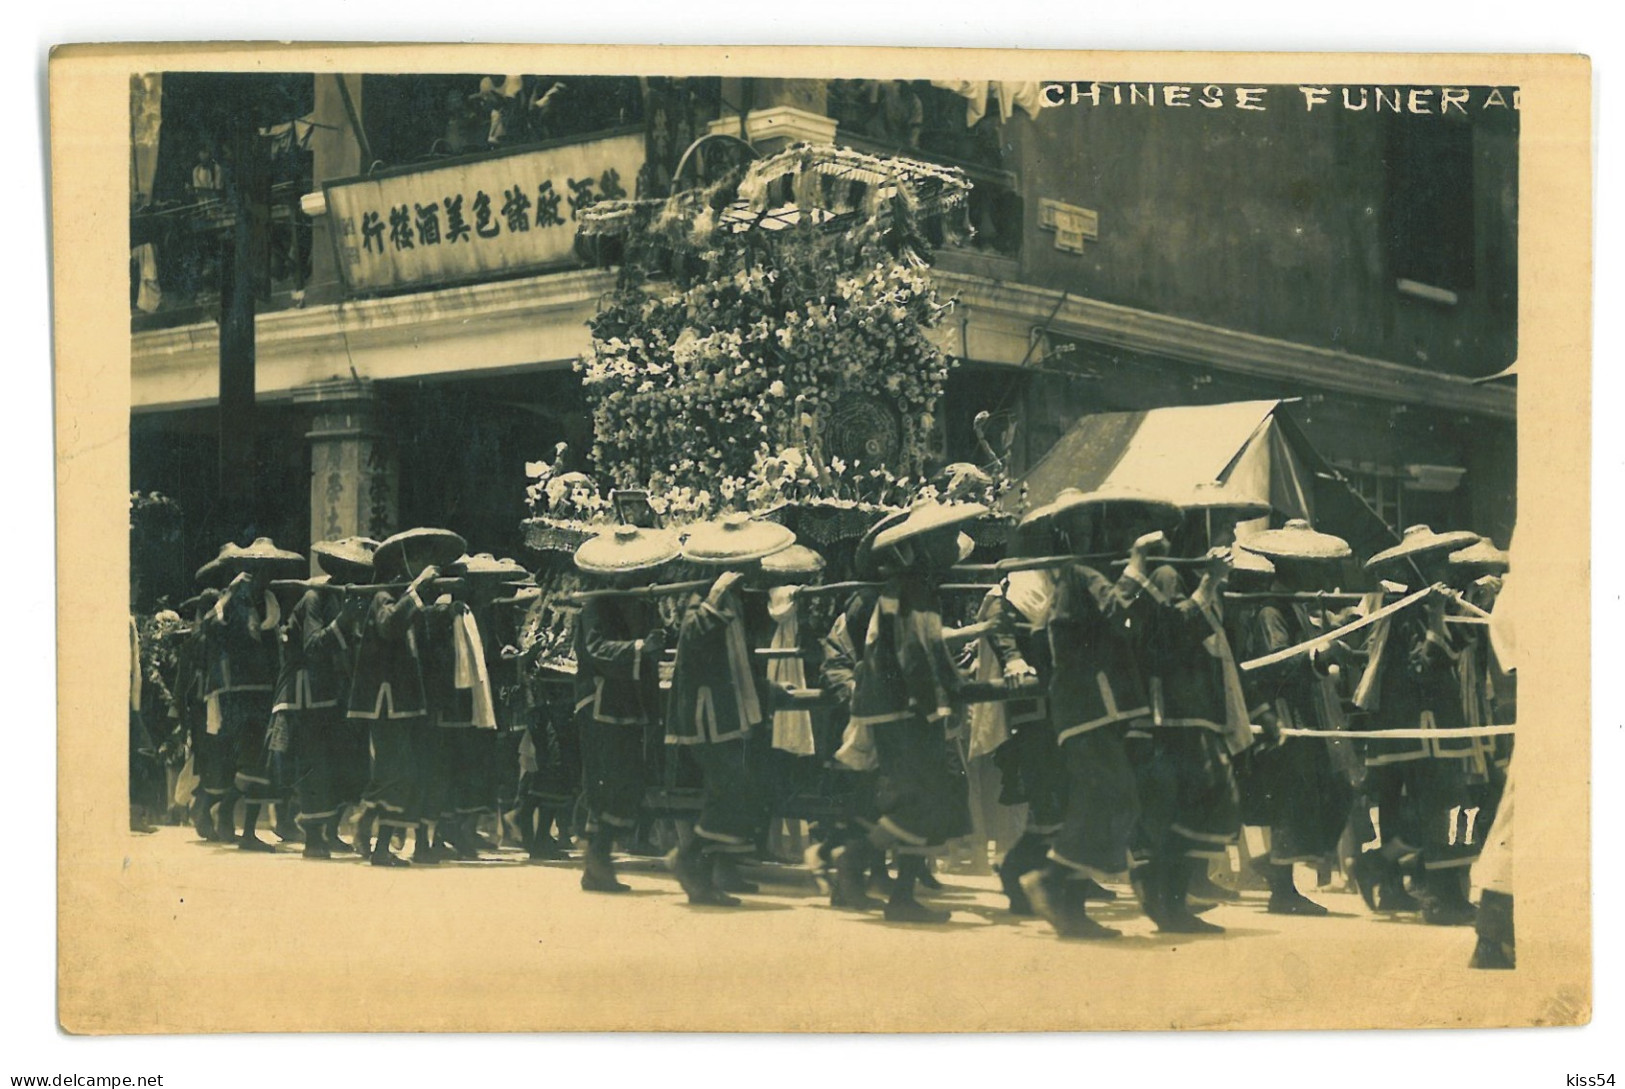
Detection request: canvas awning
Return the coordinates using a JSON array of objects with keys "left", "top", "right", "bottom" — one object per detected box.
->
[{"left": 1012, "top": 399, "right": 1400, "bottom": 561}]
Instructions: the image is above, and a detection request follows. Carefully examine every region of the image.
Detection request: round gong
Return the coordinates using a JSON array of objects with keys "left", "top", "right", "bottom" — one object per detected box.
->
[{"left": 824, "top": 392, "right": 903, "bottom": 468}]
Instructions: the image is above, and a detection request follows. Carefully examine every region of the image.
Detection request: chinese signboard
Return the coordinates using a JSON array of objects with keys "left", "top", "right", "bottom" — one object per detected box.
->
[{"left": 324, "top": 131, "right": 645, "bottom": 294}]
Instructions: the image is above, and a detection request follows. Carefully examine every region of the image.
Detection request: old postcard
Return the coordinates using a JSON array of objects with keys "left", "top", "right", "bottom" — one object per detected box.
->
[{"left": 51, "top": 43, "right": 1590, "bottom": 1033}]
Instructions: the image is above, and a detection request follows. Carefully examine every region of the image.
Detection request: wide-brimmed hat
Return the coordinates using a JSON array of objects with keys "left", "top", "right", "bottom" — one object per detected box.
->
[
  {"left": 1237, "top": 519, "right": 1352, "bottom": 562},
  {"left": 196, "top": 537, "right": 307, "bottom": 587},
  {"left": 681, "top": 513, "right": 797, "bottom": 566},
  {"left": 870, "top": 499, "right": 988, "bottom": 553},
  {"left": 1020, "top": 485, "right": 1181, "bottom": 535},
  {"left": 1448, "top": 539, "right": 1510, "bottom": 575},
  {"left": 1364, "top": 525, "right": 1482, "bottom": 571},
  {"left": 311, "top": 537, "right": 379, "bottom": 584},
  {"left": 1175, "top": 483, "right": 1273, "bottom": 520},
  {"left": 574, "top": 524, "right": 682, "bottom": 575},
  {"left": 1228, "top": 547, "right": 1276, "bottom": 579},
  {"left": 491, "top": 585, "right": 544, "bottom": 607},
  {"left": 450, "top": 553, "right": 531, "bottom": 584},
  {"left": 761, "top": 544, "right": 827, "bottom": 578},
  {"left": 375, "top": 528, "right": 468, "bottom": 581},
  {"left": 853, "top": 509, "right": 909, "bottom": 580}
]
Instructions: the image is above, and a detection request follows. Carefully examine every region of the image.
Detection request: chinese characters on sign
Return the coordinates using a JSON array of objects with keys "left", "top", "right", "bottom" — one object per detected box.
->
[{"left": 324, "top": 131, "right": 643, "bottom": 293}]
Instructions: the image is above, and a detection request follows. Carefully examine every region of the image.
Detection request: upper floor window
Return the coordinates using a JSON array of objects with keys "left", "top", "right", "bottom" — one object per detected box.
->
[{"left": 1385, "top": 106, "right": 1476, "bottom": 294}]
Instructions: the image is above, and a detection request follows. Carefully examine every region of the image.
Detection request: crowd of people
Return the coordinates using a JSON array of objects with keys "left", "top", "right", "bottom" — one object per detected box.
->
[{"left": 127, "top": 480, "right": 1517, "bottom": 968}]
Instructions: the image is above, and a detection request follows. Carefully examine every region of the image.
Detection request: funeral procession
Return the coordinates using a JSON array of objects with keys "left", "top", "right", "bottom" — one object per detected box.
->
[{"left": 126, "top": 73, "right": 1519, "bottom": 970}]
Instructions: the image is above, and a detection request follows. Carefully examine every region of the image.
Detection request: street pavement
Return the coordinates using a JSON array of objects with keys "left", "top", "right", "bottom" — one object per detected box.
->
[{"left": 94, "top": 825, "right": 1501, "bottom": 1033}]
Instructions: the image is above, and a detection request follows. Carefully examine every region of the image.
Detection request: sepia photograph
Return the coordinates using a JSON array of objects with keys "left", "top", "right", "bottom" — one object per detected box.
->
[{"left": 46, "top": 42, "right": 1591, "bottom": 1041}]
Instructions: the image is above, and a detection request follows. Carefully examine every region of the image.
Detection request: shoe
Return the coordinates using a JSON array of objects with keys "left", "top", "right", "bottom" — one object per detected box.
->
[
  {"left": 1055, "top": 913, "right": 1122, "bottom": 940},
  {"left": 1154, "top": 859, "right": 1224, "bottom": 934},
  {"left": 1422, "top": 898, "right": 1477, "bottom": 927},
  {"left": 192, "top": 804, "right": 217, "bottom": 841},
  {"left": 1349, "top": 852, "right": 1382, "bottom": 911},
  {"left": 712, "top": 856, "right": 759, "bottom": 894},
  {"left": 580, "top": 864, "right": 631, "bottom": 893},
  {"left": 1188, "top": 871, "right": 1239, "bottom": 902},
  {"left": 687, "top": 887, "right": 743, "bottom": 907},
  {"left": 529, "top": 839, "right": 569, "bottom": 862},
  {"left": 1020, "top": 871, "right": 1118, "bottom": 939},
  {"left": 831, "top": 847, "right": 880, "bottom": 911},
  {"left": 302, "top": 843, "right": 332, "bottom": 860},
  {"left": 274, "top": 821, "right": 302, "bottom": 843},
  {"left": 916, "top": 867, "right": 944, "bottom": 891},
  {"left": 1268, "top": 889, "right": 1330, "bottom": 916},
  {"left": 1158, "top": 911, "right": 1226, "bottom": 935},
  {"left": 1377, "top": 883, "right": 1423, "bottom": 913},
  {"left": 237, "top": 835, "right": 276, "bottom": 853},
  {"left": 370, "top": 850, "right": 411, "bottom": 867},
  {"left": 328, "top": 835, "right": 357, "bottom": 855},
  {"left": 1077, "top": 877, "right": 1118, "bottom": 903},
  {"left": 997, "top": 861, "right": 1035, "bottom": 916},
  {"left": 883, "top": 897, "right": 951, "bottom": 924},
  {"left": 667, "top": 845, "right": 707, "bottom": 898}
]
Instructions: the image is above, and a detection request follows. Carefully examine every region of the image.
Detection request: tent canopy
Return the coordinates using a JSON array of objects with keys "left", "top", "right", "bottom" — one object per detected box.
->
[{"left": 1012, "top": 399, "right": 1400, "bottom": 563}]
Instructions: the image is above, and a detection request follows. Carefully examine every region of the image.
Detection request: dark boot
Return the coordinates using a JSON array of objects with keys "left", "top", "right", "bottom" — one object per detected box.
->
[
  {"left": 1020, "top": 866, "right": 1120, "bottom": 940},
  {"left": 353, "top": 808, "right": 377, "bottom": 856},
  {"left": 669, "top": 838, "right": 739, "bottom": 906},
  {"left": 273, "top": 803, "right": 301, "bottom": 843},
  {"left": 411, "top": 825, "right": 442, "bottom": 865},
  {"left": 1265, "top": 862, "right": 1328, "bottom": 916},
  {"left": 580, "top": 827, "right": 630, "bottom": 893},
  {"left": 996, "top": 834, "right": 1051, "bottom": 916},
  {"left": 712, "top": 854, "right": 759, "bottom": 894},
  {"left": 327, "top": 813, "right": 356, "bottom": 854},
  {"left": 370, "top": 827, "right": 410, "bottom": 867},
  {"left": 1188, "top": 863, "right": 1240, "bottom": 903},
  {"left": 831, "top": 841, "right": 880, "bottom": 911},
  {"left": 883, "top": 857, "right": 951, "bottom": 924},
  {"left": 1353, "top": 850, "right": 1421, "bottom": 913},
  {"left": 1422, "top": 867, "right": 1477, "bottom": 926},
  {"left": 867, "top": 859, "right": 897, "bottom": 898},
  {"left": 1155, "top": 858, "right": 1224, "bottom": 935},
  {"left": 214, "top": 791, "right": 240, "bottom": 842},
  {"left": 1469, "top": 889, "right": 1515, "bottom": 969},
  {"left": 192, "top": 797, "right": 219, "bottom": 841},
  {"left": 529, "top": 809, "right": 566, "bottom": 861},
  {"left": 1131, "top": 859, "right": 1169, "bottom": 928},
  {"left": 444, "top": 817, "right": 482, "bottom": 860},
  {"left": 238, "top": 804, "right": 276, "bottom": 852},
  {"left": 301, "top": 821, "right": 331, "bottom": 859}
]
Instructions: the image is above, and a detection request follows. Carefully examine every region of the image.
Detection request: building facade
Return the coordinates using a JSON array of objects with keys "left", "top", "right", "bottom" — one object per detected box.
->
[{"left": 130, "top": 73, "right": 1517, "bottom": 606}]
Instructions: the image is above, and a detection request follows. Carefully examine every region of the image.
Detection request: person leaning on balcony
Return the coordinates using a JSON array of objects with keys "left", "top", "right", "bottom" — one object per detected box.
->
[{"left": 189, "top": 147, "right": 222, "bottom": 197}]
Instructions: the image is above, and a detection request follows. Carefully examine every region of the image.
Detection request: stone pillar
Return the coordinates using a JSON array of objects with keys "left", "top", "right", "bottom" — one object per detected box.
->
[{"left": 296, "top": 379, "right": 397, "bottom": 560}]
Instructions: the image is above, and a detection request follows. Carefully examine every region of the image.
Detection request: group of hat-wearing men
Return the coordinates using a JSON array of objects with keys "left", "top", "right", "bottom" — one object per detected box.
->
[
  {"left": 165, "top": 530, "right": 541, "bottom": 865},
  {"left": 151, "top": 489, "right": 1511, "bottom": 950}
]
